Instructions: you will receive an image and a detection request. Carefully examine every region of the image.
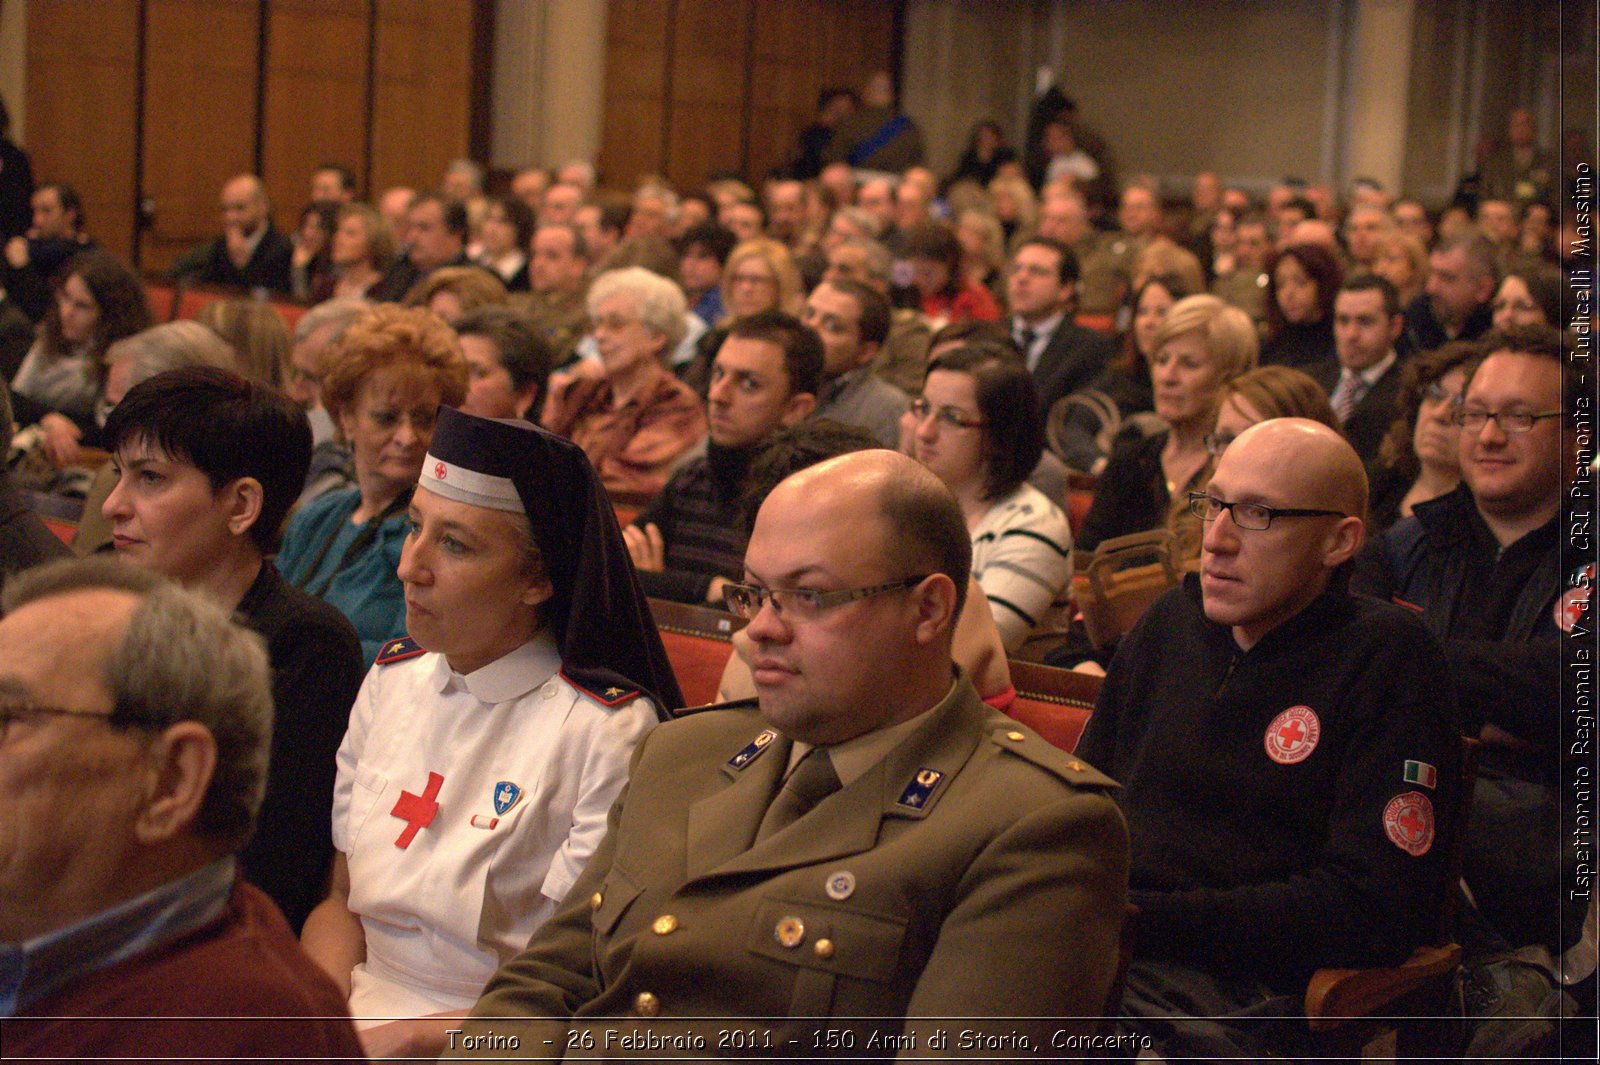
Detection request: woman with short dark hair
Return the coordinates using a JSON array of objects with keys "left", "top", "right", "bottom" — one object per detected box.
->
[
  {"left": 910, "top": 344, "right": 1071, "bottom": 658},
  {"left": 1259, "top": 242, "right": 1342, "bottom": 368}
]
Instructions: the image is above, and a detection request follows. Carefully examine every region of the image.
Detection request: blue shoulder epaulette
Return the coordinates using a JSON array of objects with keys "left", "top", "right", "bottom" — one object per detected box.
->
[{"left": 375, "top": 636, "right": 425, "bottom": 665}]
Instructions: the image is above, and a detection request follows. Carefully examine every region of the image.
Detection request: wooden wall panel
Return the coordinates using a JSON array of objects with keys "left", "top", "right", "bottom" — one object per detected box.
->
[
  {"left": 601, "top": 0, "right": 896, "bottom": 192},
  {"left": 369, "top": 0, "right": 474, "bottom": 197},
  {"left": 139, "top": 0, "right": 260, "bottom": 272},
  {"left": 262, "top": 0, "right": 370, "bottom": 229},
  {"left": 598, "top": 0, "right": 673, "bottom": 188},
  {"left": 23, "top": 0, "right": 141, "bottom": 262}
]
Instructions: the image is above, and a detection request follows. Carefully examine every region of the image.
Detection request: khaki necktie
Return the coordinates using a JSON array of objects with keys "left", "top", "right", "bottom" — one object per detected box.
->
[{"left": 756, "top": 747, "right": 841, "bottom": 842}]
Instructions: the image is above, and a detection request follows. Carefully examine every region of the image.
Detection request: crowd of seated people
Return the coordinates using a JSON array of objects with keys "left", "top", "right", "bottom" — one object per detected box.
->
[{"left": 0, "top": 83, "right": 1589, "bottom": 1059}]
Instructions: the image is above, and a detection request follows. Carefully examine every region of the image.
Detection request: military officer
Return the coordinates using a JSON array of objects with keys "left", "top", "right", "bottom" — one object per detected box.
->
[{"left": 447, "top": 449, "right": 1129, "bottom": 1056}]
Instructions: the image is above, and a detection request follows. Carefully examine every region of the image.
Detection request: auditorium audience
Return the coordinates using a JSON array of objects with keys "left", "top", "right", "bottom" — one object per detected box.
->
[
  {"left": 1371, "top": 229, "right": 1430, "bottom": 309},
  {"left": 473, "top": 195, "right": 535, "bottom": 292},
  {"left": 289, "top": 201, "right": 339, "bottom": 303},
  {"left": 801, "top": 278, "right": 909, "bottom": 447},
  {"left": 522, "top": 222, "right": 592, "bottom": 367},
  {"left": 454, "top": 306, "right": 551, "bottom": 422},
  {"left": 369, "top": 193, "right": 475, "bottom": 303},
  {"left": 1404, "top": 232, "right": 1498, "bottom": 353},
  {"left": 3, "top": 181, "right": 97, "bottom": 323},
  {"left": 405, "top": 265, "right": 509, "bottom": 325},
  {"left": 1308, "top": 273, "right": 1407, "bottom": 468},
  {"left": 902, "top": 220, "right": 1001, "bottom": 327},
  {"left": 194, "top": 298, "right": 291, "bottom": 389},
  {"left": 276, "top": 304, "right": 466, "bottom": 664},
  {"left": 285, "top": 298, "right": 368, "bottom": 505},
  {"left": 1490, "top": 262, "right": 1563, "bottom": 331},
  {"left": 1006, "top": 236, "right": 1116, "bottom": 417}
]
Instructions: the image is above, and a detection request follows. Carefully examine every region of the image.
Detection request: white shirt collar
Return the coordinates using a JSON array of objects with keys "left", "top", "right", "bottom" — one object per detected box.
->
[
  {"left": 1344, "top": 349, "right": 1398, "bottom": 388},
  {"left": 431, "top": 630, "right": 562, "bottom": 705}
]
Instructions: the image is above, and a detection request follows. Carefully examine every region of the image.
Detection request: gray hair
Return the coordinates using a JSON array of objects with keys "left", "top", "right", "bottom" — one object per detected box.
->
[
  {"left": 835, "top": 236, "right": 894, "bottom": 284},
  {"left": 2, "top": 558, "right": 273, "bottom": 851},
  {"left": 293, "top": 296, "right": 371, "bottom": 345},
  {"left": 587, "top": 266, "right": 688, "bottom": 355},
  {"left": 105, "top": 322, "right": 237, "bottom": 391},
  {"left": 833, "top": 206, "right": 883, "bottom": 240}
]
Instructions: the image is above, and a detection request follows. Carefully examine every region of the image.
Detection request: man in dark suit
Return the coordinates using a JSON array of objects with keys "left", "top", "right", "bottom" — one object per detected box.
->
[
  {"left": 1401, "top": 233, "right": 1496, "bottom": 355},
  {"left": 1007, "top": 236, "right": 1115, "bottom": 420},
  {"left": 368, "top": 194, "right": 477, "bottom": 303},
  {"left": 169, "top": 175, "right": 293, "bottom": 294},
  {"left": 1311, "top": 274, "right": 1406, "bottom": 469}
]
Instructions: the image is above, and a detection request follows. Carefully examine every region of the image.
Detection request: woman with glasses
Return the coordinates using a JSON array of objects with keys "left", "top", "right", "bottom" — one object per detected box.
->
[
  {"left": 909, "top": 345, "right": 1071, "bottom": 659},
  {"left": 301, "top": 406, "right": 680, "bottom": 1059},
  {"left": 1077, "top": 294, "right": 1257, "bottom": 551},
  {"left": 1366, "top": 341, "right": 1479, "bottom": 533}
]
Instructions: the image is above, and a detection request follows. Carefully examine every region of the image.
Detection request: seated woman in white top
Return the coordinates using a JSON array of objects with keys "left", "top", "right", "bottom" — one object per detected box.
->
[
  {"left": 909, "top": 343, "right": 1073, "bottom": 659},
  {"left": 301, "top": 406, "right": 683, "bottom": 1058}
]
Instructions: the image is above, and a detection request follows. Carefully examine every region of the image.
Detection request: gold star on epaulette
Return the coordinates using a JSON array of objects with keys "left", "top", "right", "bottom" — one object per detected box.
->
[{"left": 605, "top": 687, "right": 624, "bottom": 698}]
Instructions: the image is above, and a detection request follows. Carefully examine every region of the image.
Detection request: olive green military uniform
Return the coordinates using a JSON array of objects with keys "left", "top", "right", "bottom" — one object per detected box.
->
[
  {"left": 510, "top": 287, "right": 589, "bottom": 368},
  {"left": 1076, "top": 232, "right": 1147, "bottom": 318},
  {"left": 1209, "top": 269, "right": 1270, "bottom": 331},
  {"left": 448, "top": 675, "right": 1128, "bottom": 1058},
  {"left": 872, "top": 308, "right": 934, "bottom": 396}
]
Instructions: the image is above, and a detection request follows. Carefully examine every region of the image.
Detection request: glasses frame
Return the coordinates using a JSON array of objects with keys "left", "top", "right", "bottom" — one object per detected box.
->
[
  {"left": 0, "top": 703, "right": 162, "bottom": 745},
  {"left": 1187, "top": 492, "right": 1347, "bottom": 532},
  {"left": 1451, "top": 408, "right": 1563, "bottom": 434},
  {"left": 723, "top": 575, "right": 929, "bottom": 620}
]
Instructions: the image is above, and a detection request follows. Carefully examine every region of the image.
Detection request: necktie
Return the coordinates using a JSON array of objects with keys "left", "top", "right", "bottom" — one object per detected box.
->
[
  {"left": 1017, "top": 327, "right": 1037, "bottom": 361},
  {"left": 1331, "top": 372, "right": 1369, "bottom": 423},
  {"left": 756, "top": 747, "right": 841, "bottom": 841}
]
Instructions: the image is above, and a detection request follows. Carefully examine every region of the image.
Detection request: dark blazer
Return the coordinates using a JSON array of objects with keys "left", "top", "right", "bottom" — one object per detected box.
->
[
  {"left": 1031, "top": 320, "right": 1117, "bottom": 418},
  {"left": 0, "top": 472, "right": 71, "bottom": 589},
  {"left": 171, "top": 224, "right": 295, "bottom": 294},
  {"left": 1309, "top": 357, "right": 1403, "bottom": 469}
]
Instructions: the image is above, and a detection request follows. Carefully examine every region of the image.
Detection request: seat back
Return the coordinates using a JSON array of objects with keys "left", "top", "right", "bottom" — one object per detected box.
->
[
  {"left": 1074, "top": 529, "right": 1180, "bottom": 649},
  {"left": 1005, "top": 660, "right": 1100, "bottom": 753},
  {"left": 648, "top": 598, "right": 744, "bottom": 709}
]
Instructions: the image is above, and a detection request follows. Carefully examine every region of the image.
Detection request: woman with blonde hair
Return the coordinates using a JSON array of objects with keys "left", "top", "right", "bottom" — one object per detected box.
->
[
  {"left": 986, "top": 173, "right": 1037, "bottom": 249},
  {"left": 329, "top": 203, "right": 395, "bottom": 301},
  {"left": 195, "top": 298, "right": 292, "bottom": 388},
  {"left": 1077, "top": 293, "right": 1256, "bottom": 550},
  {"left": 681, "top": 238, "right": 803, "bottom": 390},
  {"left": 276, "top": 304, "right": 467, "bottom": 663},
  {"left": 956, "top": 209, "right": 1008, "bottom": 300},
  {"left": 1371, "top": 230, "right": 1429, "bottom": 309},
  {"left": 405, "top": 265, "right": 508, "bottom": 325}
]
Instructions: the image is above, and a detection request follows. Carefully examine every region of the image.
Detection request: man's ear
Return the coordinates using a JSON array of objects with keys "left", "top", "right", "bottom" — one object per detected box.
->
[
  {"left": 780, "top": 391, "right": 817, "bottom": 427},
  {"left": 909, "top": 573, "right": 960, "bottom": 646},
  {"left": 1322, "top": 515, "right": 1365, "bottom": 569},
  {"left": 222, "top": 477, "right": 264, "bottom": 539},
  {"left": 134, "top": 722, "right": 217, "bottom": 845}
]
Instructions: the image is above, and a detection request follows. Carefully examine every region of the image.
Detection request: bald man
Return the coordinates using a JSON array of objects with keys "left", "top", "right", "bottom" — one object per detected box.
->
[
  {"left": 447, "top": 450, "right": 1128, "bottom": 1055},
  {"left": 1077, "top": 419, "right": 1460, "bottom": 1060},
  {"left": 170, "top": 174, "right": 293, "bottom": 294}
]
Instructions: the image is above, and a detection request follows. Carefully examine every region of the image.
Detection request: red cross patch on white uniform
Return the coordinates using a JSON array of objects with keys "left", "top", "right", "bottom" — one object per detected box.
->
[{"left": 1263, "top": 705, "right": 1321, "bottom": 765}]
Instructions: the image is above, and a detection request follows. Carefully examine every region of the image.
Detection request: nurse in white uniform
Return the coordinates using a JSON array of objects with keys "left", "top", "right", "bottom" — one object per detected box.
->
[{"left": 302, "top": 406, "right": 683, "bottom": 1058}]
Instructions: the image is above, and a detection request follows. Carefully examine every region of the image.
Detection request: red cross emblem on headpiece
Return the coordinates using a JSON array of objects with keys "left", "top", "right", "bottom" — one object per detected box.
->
[{"left": 434, "top": 461, "right": 448, "bottom": 480}]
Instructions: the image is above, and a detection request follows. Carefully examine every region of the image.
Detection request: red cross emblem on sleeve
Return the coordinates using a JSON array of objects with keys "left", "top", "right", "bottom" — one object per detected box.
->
[
  {"left": 1263, "top": 706, "right": 1321, "bottom": 765},
  {"left": 391, "top": 771, "right": 444, "bottom": 849},
  {"left": 1383, "top": 791, "right": 1435, "bottom": 856}
]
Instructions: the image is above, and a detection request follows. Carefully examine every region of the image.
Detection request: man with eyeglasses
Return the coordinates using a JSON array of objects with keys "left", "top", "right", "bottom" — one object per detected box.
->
[
  {"left": 447, "top": 449, "right": 1128, "bottom": 1053},
  {"left": 1077, "top": 418, "right": 1459, "bottom": 1060},
  {"left": 0, "top": 558, "right": 362, "bottom": 1058},
  {"left": 1354, "top": 324, "right": 1583, "bottom": 963}
]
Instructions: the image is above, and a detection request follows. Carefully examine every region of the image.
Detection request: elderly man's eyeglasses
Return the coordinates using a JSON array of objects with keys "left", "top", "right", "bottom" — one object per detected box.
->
[
  {"left": 0, "top": 703, "right": 161, "bottom": 744},
  {"left": 1188, "top": 492, "right": 1346, "bottom": 531},
  {"left": 909, "top": 397, "right": 984, "bottom": 430},
  {"left": 723, "top": 576, "right": 928, "bottom": 621},
  {"left": 1452, "top": 407, "right": 1562, "bottom": 433}
]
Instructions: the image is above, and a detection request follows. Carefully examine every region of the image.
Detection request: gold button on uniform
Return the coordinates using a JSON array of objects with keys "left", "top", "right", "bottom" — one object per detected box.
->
[
  {"left": 590, "top": 892, "right": 603, "bottom": 910},
  {"left": 1006, "top": 731, "right": 1026, "bottom": 742},
  {"left": 814, "top": 938, "right": 835, "bottom": 959},
  {"left": 652, "top": 914, "right": 678, "bottom": 935},
  {"left": 635, "top": 991, "right": 660, "bottom": 1017}
]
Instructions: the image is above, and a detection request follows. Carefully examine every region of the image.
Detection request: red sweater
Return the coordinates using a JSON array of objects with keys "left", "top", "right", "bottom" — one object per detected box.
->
[{"left": 3, "top": 881, "right": 366, "bottom": 1063}]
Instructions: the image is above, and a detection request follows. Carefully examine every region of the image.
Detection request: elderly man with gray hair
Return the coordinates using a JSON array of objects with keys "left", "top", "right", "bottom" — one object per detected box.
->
[{"left": 0, "top": 558, "right": 363, "bottom": 1059}]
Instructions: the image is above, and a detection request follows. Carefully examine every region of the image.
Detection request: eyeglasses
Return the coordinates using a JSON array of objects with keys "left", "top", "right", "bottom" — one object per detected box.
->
[
  {"left": 909, "top": 397, "right": 984, "bottom": 430},
  {"left": 1188, "top": 492, "right": 1346, "bottom": 531},
  {"left": 1421, "top": 381, "right": 1462, "bottom": 406},
  {"left": 723, "top": 576, "right": 928, "bottom": 621},
  {"left": 0, "top": 703, "right": 161, "bottom": 745},
  {"left": 1203, "top": 431, "right": 1236, "bottom": 457},
  {"left": 1452, "top": 408, "right": 1562, "bottom": 433}
]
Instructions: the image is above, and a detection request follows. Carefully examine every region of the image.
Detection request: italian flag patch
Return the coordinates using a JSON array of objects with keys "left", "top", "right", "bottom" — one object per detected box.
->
[{"left": 1403, "top": 760, "right": 1437, "bottom": 789}]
